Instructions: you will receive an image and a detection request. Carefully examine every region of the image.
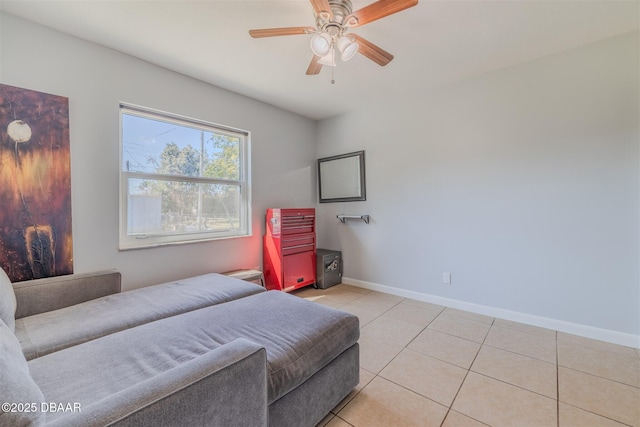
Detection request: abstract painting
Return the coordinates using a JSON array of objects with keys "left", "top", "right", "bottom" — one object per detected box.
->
[{"left": 0, "top": 84, "right": 73, "bottom": 282}]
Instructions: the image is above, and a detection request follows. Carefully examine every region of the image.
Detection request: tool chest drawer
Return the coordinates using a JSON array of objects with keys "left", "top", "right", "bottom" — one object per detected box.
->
[
  {"left": 266, "top": 208, "right": 315, "bottom": 236},
  {"left": 281, "top": 235, "right": 316, "bottom": 256}
]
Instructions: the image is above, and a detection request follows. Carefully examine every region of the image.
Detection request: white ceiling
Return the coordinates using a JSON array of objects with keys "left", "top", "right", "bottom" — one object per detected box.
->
[{"left": 1, "top": 0, "right": 638, "bottom": 120}]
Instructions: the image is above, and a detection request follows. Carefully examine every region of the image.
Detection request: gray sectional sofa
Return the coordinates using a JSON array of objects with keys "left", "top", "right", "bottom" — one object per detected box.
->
[{"left": 0, "top": 267, "right": 360, "bottom": 427}]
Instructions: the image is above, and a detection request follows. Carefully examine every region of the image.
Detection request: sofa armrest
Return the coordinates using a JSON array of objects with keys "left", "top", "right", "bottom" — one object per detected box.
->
[
  {"left": 13, "top": 270, "right": 121, "bottom": 319},
  {"left": 48, "top": 338, "right": 268, "bottom": 427}
]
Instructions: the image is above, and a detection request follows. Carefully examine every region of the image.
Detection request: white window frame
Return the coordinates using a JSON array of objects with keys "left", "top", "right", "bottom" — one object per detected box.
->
[{"left": 119, "top": 103, "right": 251, "bottom": 250}]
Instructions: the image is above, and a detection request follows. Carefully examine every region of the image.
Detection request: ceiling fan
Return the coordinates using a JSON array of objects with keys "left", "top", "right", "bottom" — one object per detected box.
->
[{"left": 249, "top": 0, "right": 418, "bottom": 78}]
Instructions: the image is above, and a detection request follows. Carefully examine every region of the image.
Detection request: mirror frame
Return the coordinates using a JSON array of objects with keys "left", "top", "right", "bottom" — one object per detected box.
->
[{"left": 318, "top": 150, "right": 366, "bottom": 203}]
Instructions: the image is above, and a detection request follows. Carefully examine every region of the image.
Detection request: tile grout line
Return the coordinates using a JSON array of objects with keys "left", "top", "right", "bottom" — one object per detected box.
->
[
  {"left": 558, "top": 402, "right": 636, "bottom": 427},
  {"left": 333, "top": 414, "right": 356, "bottom": 427},
  {"left": 337, "top": 293, "right": 406, "bottom": 328},
  {"left": 438, "top": 316, "right": 496, "bottom": 427},
  {"left": 329, "top": 291, "right": 408, "bottom": 423},
  {"left": 466, "top": 370, "right": 559, "bottom": 402},
  {"left": 554, "top": 331, "right": 560, "bottom": 427},
  {"left": 558, "top": 364, "right": 640, "bottom": 389},
  {"left": 480, "top": 341, "right": 557, "bottom": 365}
]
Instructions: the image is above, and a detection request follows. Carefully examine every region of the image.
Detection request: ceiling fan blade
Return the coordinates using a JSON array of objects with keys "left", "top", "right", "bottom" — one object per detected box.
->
[
  {"left": 346, "top": 0, "right": 418, "bottom": 27},
  {"left": 352, "top": 34, "right": 394, "bottom": 66},
  {"left": 309, "top": 0, "right": 333, "bottom": 19},
  {"left": 249, "top": 27, "right": 316, "bottom": 38},
  {"left": 306, "top": 55, "right": 323, "bottom": 75}
]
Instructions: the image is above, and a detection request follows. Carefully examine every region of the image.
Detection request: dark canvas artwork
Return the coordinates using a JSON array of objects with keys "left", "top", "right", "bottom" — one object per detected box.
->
[{"left": 0, "top": 84, "right": 73, "bottom": 282}]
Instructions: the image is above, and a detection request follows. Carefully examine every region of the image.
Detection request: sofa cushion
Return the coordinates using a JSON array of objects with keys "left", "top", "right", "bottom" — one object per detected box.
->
[
  {"left": 0, "top": 318, "right": 46, "bottom": 426},
  {"left": 27, "top": 290, "right": 359, "bottom": 421},
  {"left": 0, "top": 267, "right": 17, "bottom": 333},
  {"left": 189, "top": 291, "right": 360, "bottom": 404},
  {"left": 17, "top": 273, "right": 264, "bottom": 360}
]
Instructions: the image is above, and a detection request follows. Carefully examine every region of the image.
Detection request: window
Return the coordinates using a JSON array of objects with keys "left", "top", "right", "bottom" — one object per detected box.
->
[{"left": 119, "top": 104, "right": 251, "bottom": 249}]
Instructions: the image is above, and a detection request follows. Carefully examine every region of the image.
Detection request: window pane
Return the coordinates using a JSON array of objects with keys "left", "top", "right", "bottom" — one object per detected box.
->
[
  {"left": 203, "top": 134, "right": 240, "bottom": 180},
  {"left": 127, "top": 178, "right": 241, "bottom": 235},
  {"left": 122, "top": 113, "right": 240, "bottom": 181}
]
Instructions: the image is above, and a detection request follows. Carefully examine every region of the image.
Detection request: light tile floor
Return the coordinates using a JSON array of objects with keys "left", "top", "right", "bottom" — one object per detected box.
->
[{"left": 290, "top": 284, "right": 640, "bottom": 427}]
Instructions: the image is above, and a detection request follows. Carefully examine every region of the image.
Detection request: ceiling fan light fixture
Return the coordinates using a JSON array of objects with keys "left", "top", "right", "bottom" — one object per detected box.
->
[
  {"left": 317, "top": 48, "right": 336, "bottom": 67},
  {"left": 310, "top": 33, "right": 332, "bottom": 57},
  {"left": 337, "top": 35, "right": 358, "bottom": 61}
]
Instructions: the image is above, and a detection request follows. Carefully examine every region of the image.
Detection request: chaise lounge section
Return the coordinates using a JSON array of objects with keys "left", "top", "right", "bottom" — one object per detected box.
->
[{"left": 0, "top": 268, "right": 360, "bottom": 427}]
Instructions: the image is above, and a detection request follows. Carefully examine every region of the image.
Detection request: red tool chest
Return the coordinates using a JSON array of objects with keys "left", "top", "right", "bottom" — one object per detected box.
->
[{"left": 263, "top": 208, "right": 316, "bottom": 292}]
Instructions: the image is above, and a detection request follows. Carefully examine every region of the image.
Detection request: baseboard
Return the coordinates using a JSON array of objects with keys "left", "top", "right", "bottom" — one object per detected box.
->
[{"left": 342, "top": 277, "right": 640, "bottom": 349}]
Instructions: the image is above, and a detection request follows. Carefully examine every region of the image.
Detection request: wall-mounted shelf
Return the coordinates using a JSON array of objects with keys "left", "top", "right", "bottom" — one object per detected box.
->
[{"left": 337, "top": 214, "right": 370, "bottom": 224}]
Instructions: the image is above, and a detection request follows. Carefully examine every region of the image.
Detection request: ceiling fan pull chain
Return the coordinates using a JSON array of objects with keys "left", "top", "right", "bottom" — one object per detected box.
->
[{"left": 331, "top": 64, "right": 335, "bottom": 84}]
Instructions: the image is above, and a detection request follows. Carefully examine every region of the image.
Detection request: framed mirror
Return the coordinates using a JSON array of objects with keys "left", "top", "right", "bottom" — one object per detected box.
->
[{"left": 318, "top": 150, "right": 366, "bottom": 203}]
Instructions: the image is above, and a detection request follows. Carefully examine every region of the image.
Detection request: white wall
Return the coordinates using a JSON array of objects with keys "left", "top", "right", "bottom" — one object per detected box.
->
[
  {"left": 0, "top": 13, "right": 317, "bottom": 290},
  {"left": 2, "top": 12, "right": 638, "bottom": 346},
  {"left": 316, "top": 33, "right": 639, "bottom": 344}
]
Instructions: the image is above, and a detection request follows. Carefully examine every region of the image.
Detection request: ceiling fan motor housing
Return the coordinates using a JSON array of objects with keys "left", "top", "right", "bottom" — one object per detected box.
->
[{"left": 317, "top": 0, "right": 355, "bottom": 35}]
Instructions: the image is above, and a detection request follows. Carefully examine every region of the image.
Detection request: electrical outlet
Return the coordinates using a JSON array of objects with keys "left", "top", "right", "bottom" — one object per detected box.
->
[{"left": 443, "top": 272, "right": 451, "bottom": 284}]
